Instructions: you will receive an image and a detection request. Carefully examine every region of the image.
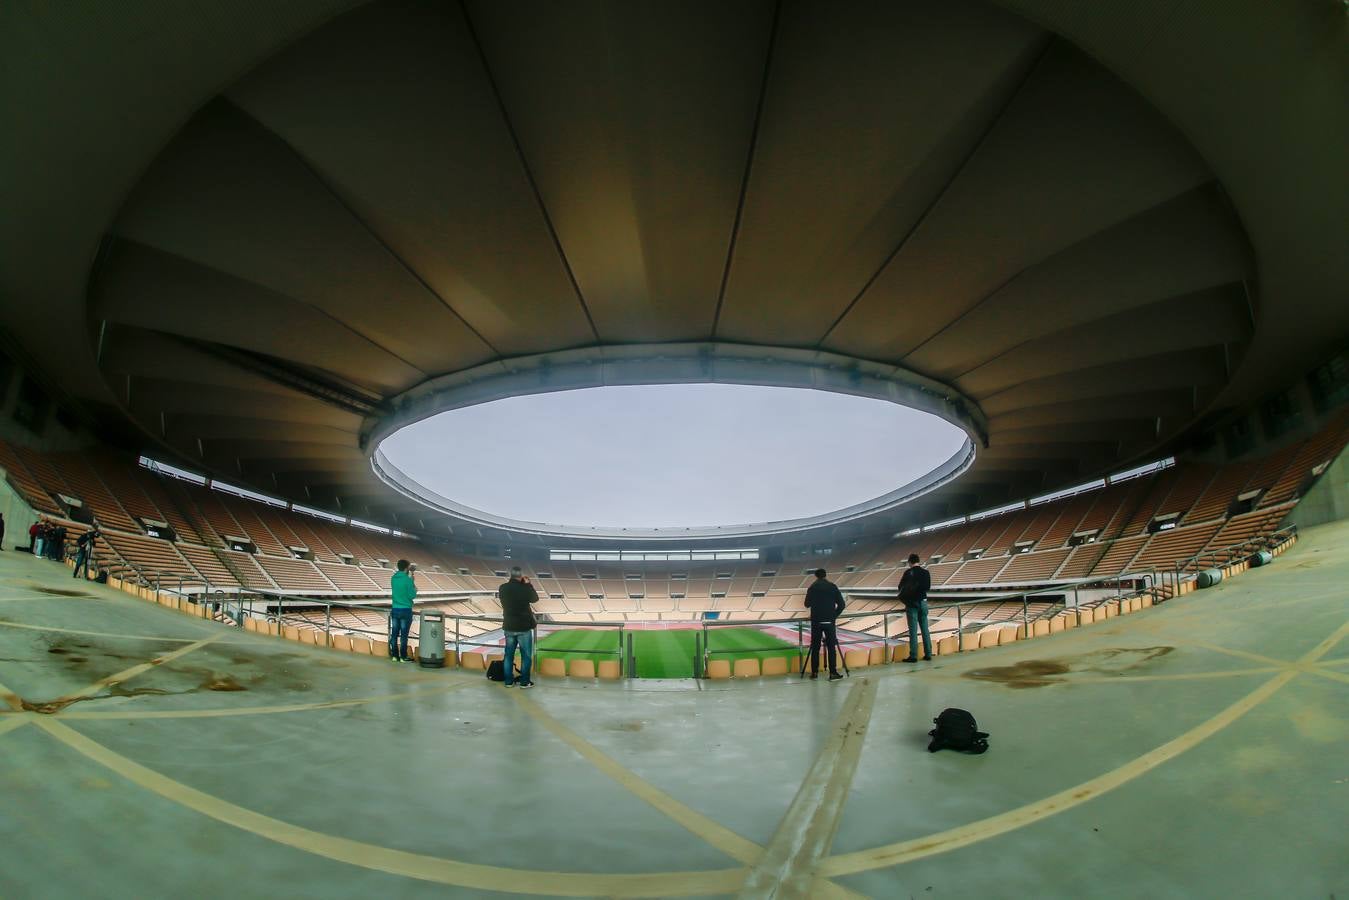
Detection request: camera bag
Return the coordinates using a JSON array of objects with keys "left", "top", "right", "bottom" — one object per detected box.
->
[{"left": 928, "top": 707, "right": 989, "bottom": 754}]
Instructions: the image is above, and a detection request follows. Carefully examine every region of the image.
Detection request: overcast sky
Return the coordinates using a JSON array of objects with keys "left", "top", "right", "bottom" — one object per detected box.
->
[{"left": 380, "top": 384, "right": 967, "bottom": 529}]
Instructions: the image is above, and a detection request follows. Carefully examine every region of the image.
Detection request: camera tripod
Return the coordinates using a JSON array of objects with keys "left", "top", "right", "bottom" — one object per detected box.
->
[{"left": 799, "top": 621, "right": 850, "bottom": 678}]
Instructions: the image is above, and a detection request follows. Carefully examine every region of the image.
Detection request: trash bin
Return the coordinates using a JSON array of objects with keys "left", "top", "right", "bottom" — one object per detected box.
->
[
  {"left": 1196, "top": 568, "right": 1223, "bottom": 588},
  {"left": 417, "top": 611, "right": 446, "bottom": 668},
  {"left": 1248, "top": 550, "right": 1273, "bottom": 568}
]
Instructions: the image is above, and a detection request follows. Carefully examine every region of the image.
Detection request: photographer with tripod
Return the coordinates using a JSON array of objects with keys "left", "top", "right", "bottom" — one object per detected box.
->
[{"left": 803, "top": 568, "right": 846, "bottom": 681}]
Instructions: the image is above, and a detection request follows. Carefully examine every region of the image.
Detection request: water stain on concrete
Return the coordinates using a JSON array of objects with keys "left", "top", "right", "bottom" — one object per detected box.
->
[
  {"left": 965, "top": 647, "right": 1174, "bottom": 689},
  {"left": 108, "top": 685, "right": 176, "bottom": 699},
  {"left": 609, "top": 720, "right": 645, "bottom": 732},
  {"left": 201, "top": 673, "right": 247, "bottom": 692},
  {"left": 32, "top": 587, "right": 92, "bottom": 597}
]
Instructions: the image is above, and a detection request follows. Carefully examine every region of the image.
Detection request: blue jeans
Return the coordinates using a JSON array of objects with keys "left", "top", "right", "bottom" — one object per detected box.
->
[
  {"left": 389, "top": 608, "right": 413, "bottom": 658},
  {"left": 904, "top": 601, "right": 932, "bottom": 658},
  {"left": 503, "top": 630, "right": 534, "bottom": 685},
  {"left": 73, "top": 550, "right": 90, "bottom": 579}
]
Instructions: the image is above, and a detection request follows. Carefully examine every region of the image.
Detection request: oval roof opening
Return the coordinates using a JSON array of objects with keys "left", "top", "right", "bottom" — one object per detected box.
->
[{"left": 377, "top": 383, "right": 968, "bottom": 532}]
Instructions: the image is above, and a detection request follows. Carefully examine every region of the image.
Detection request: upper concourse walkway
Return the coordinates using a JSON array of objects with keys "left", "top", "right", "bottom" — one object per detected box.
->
[{"left": 0, "top": 519, "right": 1346, "bottom": 898}]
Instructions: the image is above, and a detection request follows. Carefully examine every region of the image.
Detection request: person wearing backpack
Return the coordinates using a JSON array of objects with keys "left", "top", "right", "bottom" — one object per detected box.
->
[{"left": 898, "top": 553, "right": 933, "bottom": 662}]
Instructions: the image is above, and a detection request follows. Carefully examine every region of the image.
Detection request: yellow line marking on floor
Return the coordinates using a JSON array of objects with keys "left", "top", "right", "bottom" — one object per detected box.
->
[
  {"left": 1303, "top": 665, "right": 1349, "bottom": 686},
  {"left": 738, "top": 678, "right": 878, "bottom": 900},
  {"left": 50, "top": 636, "right": 220, "bottom": 705},
  {"left": 0, "top": 679, "right": 22, "bottom": 711},
  {"left": 0, "top": 714, "right": 32, "bottom": 737},
  {"left": 32, "top": 717, "right": 746, "bottom": 897},
  {"left": 1182, "top": 641, "right": 1289, "bottom": 668},
  {"left": 0, "top": 618, "right": 219, "bottom": 642},
  {"left": 1296, "top": 617, "right": 1349, "bottom": 664},
  {"left": 58, "top": 682, "right": 472, "bottom": 720},
  {"left": 820, "top": 618, "right": 1349, "bottom": 877},
  {"left": 819, "top": 667, "right": 1299, "bottom": 876},
  {"left": 511, "top": 689, "right": 765, "bottom": 866}
]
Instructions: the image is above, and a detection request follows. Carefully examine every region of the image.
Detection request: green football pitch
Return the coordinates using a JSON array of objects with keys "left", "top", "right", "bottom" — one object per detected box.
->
[{"left": 535, "top": 627, "right": 798, "bottom": 679}]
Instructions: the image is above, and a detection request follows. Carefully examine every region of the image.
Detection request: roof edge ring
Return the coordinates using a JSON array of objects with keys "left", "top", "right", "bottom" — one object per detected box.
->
[{"left": 365, "top": 343, "right": 983, "bottom": 542}]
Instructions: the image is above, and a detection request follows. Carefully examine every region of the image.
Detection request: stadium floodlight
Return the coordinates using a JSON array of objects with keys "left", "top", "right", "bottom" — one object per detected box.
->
[
  {"left": 1029, "top": 478, "right": 1106, "bottom": 506},
  {"left": 138, "top": 455, "right": 206, "bottom": 485},
  {"left": 1108, "top": 457, "right": 1175, "bottom": 484},
  {"left": 968, "top": 500, "right": 1026, "bottom": 521},
  {"left": 211, "top": 479, "right": 287, "bottom": 507},
  {"left": 292, "top": 503, "right": 346, "bottom": 523}
]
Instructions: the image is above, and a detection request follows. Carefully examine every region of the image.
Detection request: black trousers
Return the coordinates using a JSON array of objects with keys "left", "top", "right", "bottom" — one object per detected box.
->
[{"left": 808, "top": 621, "right": 838, "bottom": 675}]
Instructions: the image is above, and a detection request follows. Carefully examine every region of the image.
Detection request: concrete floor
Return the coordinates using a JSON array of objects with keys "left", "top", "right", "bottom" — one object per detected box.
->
[{"left": 0, "top": 522, "right": 1346, "bottom": 899}]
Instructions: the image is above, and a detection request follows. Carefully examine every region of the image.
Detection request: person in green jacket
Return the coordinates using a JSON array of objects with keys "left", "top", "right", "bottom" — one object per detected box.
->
[{"left": 389, "top": 559, "right": 417, "bottom": 661}]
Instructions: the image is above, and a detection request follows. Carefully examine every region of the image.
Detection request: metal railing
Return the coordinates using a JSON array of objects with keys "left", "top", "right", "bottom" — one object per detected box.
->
[
  {"left": 258, "top": 600, "right": 634, "bottom": 674},
  {"left": 1160, "top": 524, "right": 1298, "bottom": 598},
  {"left": 701, "top": 568, "right": 1161, "bottom": 672},
  {"left": 66, "top": 529, "right": 1298, "bottom": 679}
]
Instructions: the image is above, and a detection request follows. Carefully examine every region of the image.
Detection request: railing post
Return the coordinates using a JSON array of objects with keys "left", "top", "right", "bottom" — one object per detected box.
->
[
  {"left": 324, "top": 604, "right": 332, "bottom": 643},
  {"left": 1021, "top": 594, "right": 1029, "bottom": 637},
  {"left": 956, "top": 605, "right": 964, "bottom": 651},
  {"left": 454, "top": 616, "right": 461, "bottom": 661},
  {"left": 883, "top": 613, "right": 889, "bottom": 659}
]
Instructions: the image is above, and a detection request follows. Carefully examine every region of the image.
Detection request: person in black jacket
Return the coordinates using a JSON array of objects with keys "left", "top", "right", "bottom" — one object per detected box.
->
[
  {"left": 804, "top": 568, "right": 845, "bottom": 680},
  {"left": 73, "top": 528, "right": 99, "bottom": 579},
  {"left": 48, "top": 524, "right": 67, "bottom": 561},
  {"left": 498, "top": 567, "right": 539, "bottom": 689},
  {"left": 898, "top": 553, "right": 933, "bottom": 662}
]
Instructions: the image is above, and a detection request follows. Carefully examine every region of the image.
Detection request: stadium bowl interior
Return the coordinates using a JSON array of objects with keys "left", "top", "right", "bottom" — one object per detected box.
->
[{"left": 0, "top": 0, "right": 1347, "bottom": 897}]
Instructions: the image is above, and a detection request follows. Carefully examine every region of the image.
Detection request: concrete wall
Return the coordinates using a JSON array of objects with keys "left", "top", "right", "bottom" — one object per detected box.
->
[
  {"left": 0, "top": 467, "right": 38, "bottom": 550},
  {"left": 1286, "top": 447, "right": 1349, "bottom": 529}
]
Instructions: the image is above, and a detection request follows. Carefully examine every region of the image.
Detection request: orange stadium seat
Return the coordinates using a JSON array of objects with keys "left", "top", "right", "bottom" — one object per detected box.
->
[{"left": 732, "top": 659, "right": 760, "bottom": 678}]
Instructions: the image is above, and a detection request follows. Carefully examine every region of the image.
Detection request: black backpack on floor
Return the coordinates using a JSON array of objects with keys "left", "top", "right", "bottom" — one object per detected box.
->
[
  {"left": 486, "top": 660, "right": 521, "bottom": 682},
  {"left": 928, "top": 708, "right": 989, "bottom": 754}
]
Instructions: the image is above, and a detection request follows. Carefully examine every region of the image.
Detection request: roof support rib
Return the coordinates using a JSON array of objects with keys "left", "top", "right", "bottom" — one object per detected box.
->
[
  {"left": 221, "top": 100, "right": 500, "bottom": 357},
  {"left": 179, "top": 337, "right": 387, "bottom": 418},
  {"left": 710, "top": 0, "right": 782, "bottom": 339},
  {"left": 815, "top": 36, "right": 1055, "bottom": 350},
  {"left": 456, "top": 0, "right": 601, "bottom": 344}
]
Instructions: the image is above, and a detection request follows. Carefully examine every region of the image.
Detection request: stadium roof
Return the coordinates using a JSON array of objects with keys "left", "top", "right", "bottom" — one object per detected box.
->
[{"left": 2, "top": 0, "right": 1346, "bottom": 546}]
